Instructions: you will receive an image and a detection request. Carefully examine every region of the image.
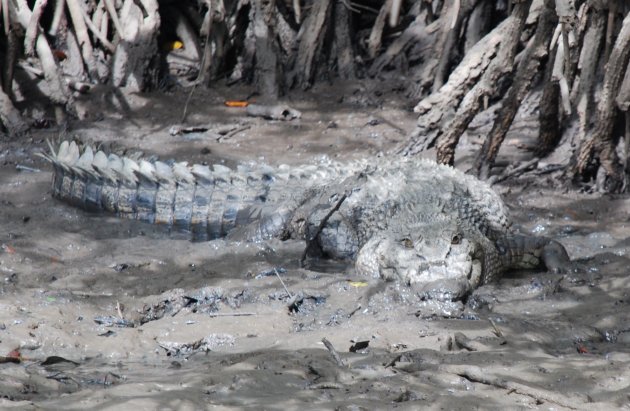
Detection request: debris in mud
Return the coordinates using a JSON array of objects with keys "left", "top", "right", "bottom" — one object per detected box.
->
[
  {"left": 393, "top": 389, "right": 425, "bottom": 403},
  {"left": 326, "top": 305, "right": 362, "bottom": 326},
  {"left": 0, "top": 355, "right": 21, "bottom": 364},
  {"left": 1, "top": 243, "right": 16, "bottom": 254},
  {"left": 93, "top": 316, "right": 134, "bottom": 328},
  {"left": 157, "top": 334, "right": 235, "bottom": 357},
  {"left": 349, "top": 340, "right": 369, "bottom": 353},
  {"left": 254, "top": 266, "right": 287, "bottom": 279},
  {"left": 321, "top": 338, "right": 346, "bottom": 368},
  {"left": 85, "top": 372, "right": 124, "bottom": 386},
  {"left": 245, "top": 104, "right": 301, "bottom": 121},
  {"left": 109, "top": 261, "right": 151, "bottom": 272},
  {"left": 414, "top": 299, "right": 464, "bottom": 319},
  {"left": 15, "top": 164, "right": 41, "bottom": 173},
  {"left": 138, "top": 287, "right": 224, "bottom": 324},
  {"left": 168, "top": 123, "right": 251, "bottom": 141},
  {"left": 453, "top": 332, "right": 483, "bottom": 352},
  {"left": 576, "top": 343, "right": 589, "bottom": 354},
  {"left": 287, "top": 290, "right": 327, "bottom": 313},
  {"left": 41, "top": 356, "right": 80, "bottom": 368}
]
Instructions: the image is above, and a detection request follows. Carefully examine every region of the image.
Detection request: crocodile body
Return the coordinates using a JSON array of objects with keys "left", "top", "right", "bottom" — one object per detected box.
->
[{"left": 41, "top": 141, "right": 570, "bottom": 301}]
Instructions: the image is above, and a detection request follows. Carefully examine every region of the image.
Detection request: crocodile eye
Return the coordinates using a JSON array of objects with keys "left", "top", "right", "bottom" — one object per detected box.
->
[
  {"left": 451, "top": 234, "right": 461, "bottom": 245},
  {"left": 401, "top": 238, "right": 413, "bottom": 248}
]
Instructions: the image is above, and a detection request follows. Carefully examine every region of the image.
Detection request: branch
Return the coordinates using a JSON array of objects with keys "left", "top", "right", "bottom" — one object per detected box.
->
[{"left": 24, "top": 0, "right": 48, "bottom": 56}]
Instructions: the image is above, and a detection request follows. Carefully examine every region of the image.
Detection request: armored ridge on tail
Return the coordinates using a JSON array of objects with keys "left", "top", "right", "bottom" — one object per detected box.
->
[
  {"left": 38, "top": 140, "right": 358, "bottom": 242},
  {"left": 40, "top": 140, "right": 570, "bottom": 303}
]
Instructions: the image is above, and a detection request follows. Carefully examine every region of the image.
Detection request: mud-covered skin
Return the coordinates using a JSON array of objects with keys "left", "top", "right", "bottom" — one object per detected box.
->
[{"left": 40, "top": 141, "right": 570, "bottom": 301}]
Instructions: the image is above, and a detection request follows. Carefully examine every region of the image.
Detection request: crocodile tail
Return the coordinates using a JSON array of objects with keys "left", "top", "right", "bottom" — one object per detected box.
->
[{"left": 39, "top": 141, "right": 290, "bottom": 241}]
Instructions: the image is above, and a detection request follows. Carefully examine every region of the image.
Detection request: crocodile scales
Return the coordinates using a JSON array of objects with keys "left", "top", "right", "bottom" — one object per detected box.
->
[{"left": 40, "top": 141, "right": 570, "bottom": 301}]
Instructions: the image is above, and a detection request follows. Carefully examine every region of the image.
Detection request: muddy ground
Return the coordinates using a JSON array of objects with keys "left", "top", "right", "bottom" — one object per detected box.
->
[{"left": 1, "top": 82, "right": 629, "bottom": 410}]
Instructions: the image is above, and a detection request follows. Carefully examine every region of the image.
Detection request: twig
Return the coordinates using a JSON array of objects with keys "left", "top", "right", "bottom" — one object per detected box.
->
[
  {"left": 321, "top": 337, "right": 346, "bottom": 368},
  {"left": 384, "top": 354, "right": 402, "bottom": 368},
  {"left": 274, "top": 268, "right": 293, "bottom": 299},
  {"left": 440, "top": 364, "right": 582, "bottom": 409},
  {"left": 300, "top": 191, "right": 348, "bottom": 267},
  {"left": 217, "top": 124, "right": 251, "bottom": 141},
  {"left": 15, "top": 164, "right": 41, "bottom": 173},
  {"left": 488, "top": 158, "right": 539, "bottom": 185},
  {"left": 488, "top": 318, "right": 503, "bottom": 338},
  {"left": 116, "top": 300, "right": 124, "bottom": 319},
  {"left": 206, "top": 312, "right": 256, "bottom": 317}
]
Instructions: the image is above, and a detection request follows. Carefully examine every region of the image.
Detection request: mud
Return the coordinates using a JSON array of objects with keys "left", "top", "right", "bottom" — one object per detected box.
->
[{"left": 1, "top": 83, "right": 629, "bottom": 410}]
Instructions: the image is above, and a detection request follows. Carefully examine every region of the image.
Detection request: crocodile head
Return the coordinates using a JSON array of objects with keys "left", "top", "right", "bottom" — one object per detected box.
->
[{"left": 354, "top": 223, "right": 490, "bottom": 301}]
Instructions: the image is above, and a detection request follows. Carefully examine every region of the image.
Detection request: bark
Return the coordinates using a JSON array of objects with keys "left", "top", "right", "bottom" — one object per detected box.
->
[
  {"left": 0, "top": 87, "right": 29, "bottom": 137},
  {"left": 111, "top": 0, "right": 160, "bottom": 91},
  {"left": 332, "top": 0, "right": 355, "bottom": 80},
  {"left": 288, "top": 0, "right": 332, "bottom": 89},
  {"left": 567, "top": 5, "right": 605, "bottom": 174},
  {"left": 537, "top": 63, "right": 561, "bottom": 156},
  {"left": 103, "top": 0, "right": 123, "bottom": 38},
  {"left": 77, "top": 1, "right": 115, "bottom": 53},
  {"left": 464, "top": 1, "right": 492, "bottom": 51},
  {"left": 66, "top": 0, "right": 99, "bottom": 79},
  {"left": 369, "top": 14, "right": 433, "bottom": 78},
  {"left": 432, "top": 0, "right": 477, "bottom": 93},
  {"left": 24, "top": 0, "right": 48, "bottom": 56},
  {"left": 616, "top": 43, "right": 630, "bottom": 111},
  {"left": 435, "top": 0, "right": 533, "bottom": 166},
  {"left": 198, "top": 1, "right": 227, "bottom": 86},
  {"left": 2, "top": 24, "right": 18, "bottom": 96},
  {"left": 63, "top": 19, "right": 89, "bottom": 79},
  {"left": 399, "top": 18, "right": 509, "bottom": 155},
  {"left": 585, "top": 10, "right": 630, "bottom": 192},
  {"left": 252, "top": 0, "right": 279, "bottom": 99},
  {"left": 198, "top": 2, "right": 215, "bottom": 86},
  {"left": 367, "top": 0, "right": 393, "bottom": 59},
  {"left": 13, "top": 0, "right": 71, "bottom": 105},
  {"left": 474, "top": 0, "right": 557, "bottom": 179},
  {"left": 48, "top": 0, "right": 66, "bottom": 36}
]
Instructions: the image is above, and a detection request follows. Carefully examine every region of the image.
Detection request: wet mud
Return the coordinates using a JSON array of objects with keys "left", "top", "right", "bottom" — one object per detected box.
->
[{"left": 1, "top": 83, "right": 629, "bottom": 410}]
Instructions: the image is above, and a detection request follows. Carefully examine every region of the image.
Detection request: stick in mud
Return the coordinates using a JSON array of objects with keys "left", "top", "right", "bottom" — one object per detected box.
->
[
  {"left": 321, "top": 337, "right": 346, "bottom": 368},
  {"left": 274, "top": 268, "right": 293, "bottom": 299}
]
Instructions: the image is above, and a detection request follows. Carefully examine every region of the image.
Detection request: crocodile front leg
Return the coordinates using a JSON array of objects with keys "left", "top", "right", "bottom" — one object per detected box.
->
[{"left": 488, "top": 234, "right": 571, "bottom": 283}]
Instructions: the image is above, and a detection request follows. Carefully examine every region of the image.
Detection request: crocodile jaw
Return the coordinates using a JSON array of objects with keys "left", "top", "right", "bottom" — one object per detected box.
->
[{"left": 355, "top": 234, "right": 483, "bottom": 300}]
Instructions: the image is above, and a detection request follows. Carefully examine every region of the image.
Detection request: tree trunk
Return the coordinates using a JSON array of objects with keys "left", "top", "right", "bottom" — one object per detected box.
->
[
  {"left": 0, "top": 87, "right": 29, "bottom": 137},
  {"left": 252, "top": 0, "right": 280, "bottom": 99},
  {"left": 567, "top": 4, "right": 606, "bottom": 177},
  {"left": 576, "top": 9, "right": 630, "bottom": 192},
  {"left": 111, "top": 0, "right": 160, "bottom": 91},
  {"left": 288, "top": 0, "right": 332, "bottom": 89},
  {"left": 332, "top": 0, "right": 355, "bottom": 80},
  {"left": 399, "top": 18, "right": 509, "bottom": 155},
  {"left": 474, "top": 0, "right": 557, "bottom": 179},
  {"left": 432, "top": 0, "right": 478, "bottom": 93},
  {"left": 435, "top": 0, "right": 533, "bottom": 165}
]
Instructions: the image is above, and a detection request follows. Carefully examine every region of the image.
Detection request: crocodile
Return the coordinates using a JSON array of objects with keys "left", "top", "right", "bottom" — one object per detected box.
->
[{"left": 40, "top": 141, "right": 570, "bottom": 302}]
